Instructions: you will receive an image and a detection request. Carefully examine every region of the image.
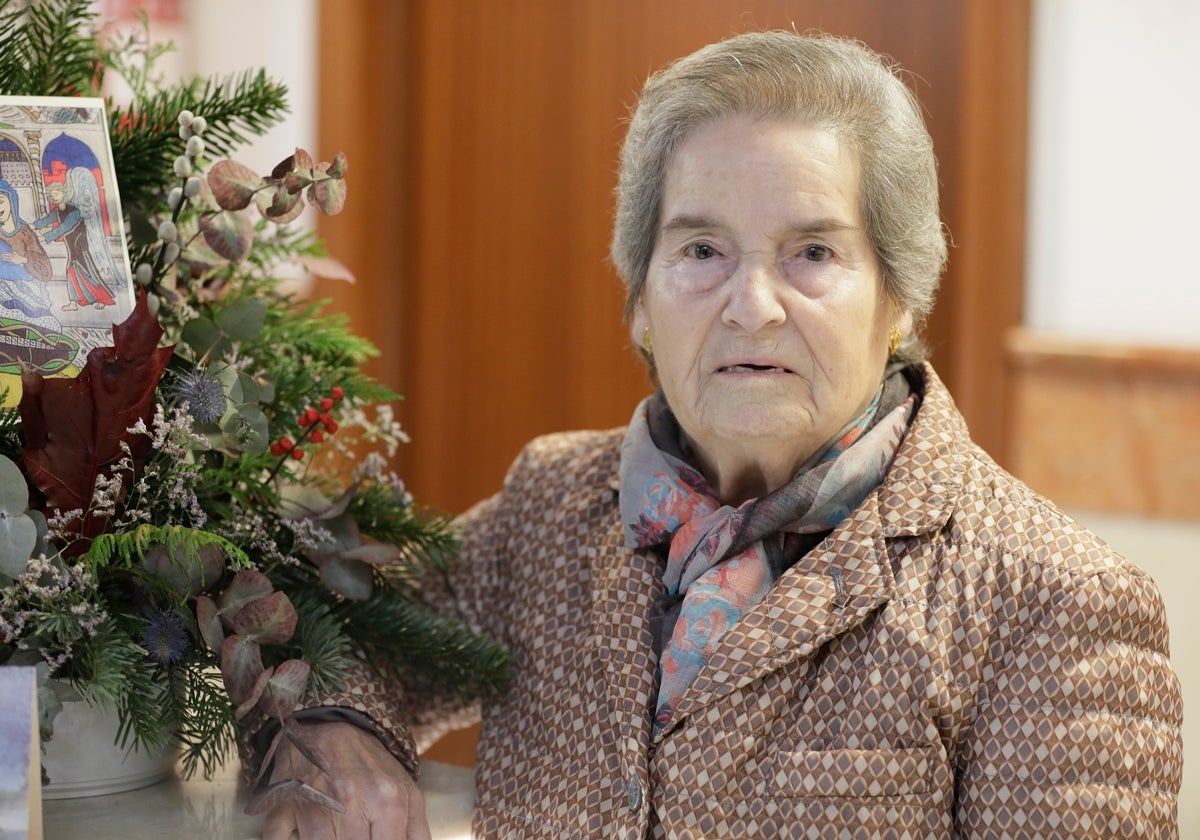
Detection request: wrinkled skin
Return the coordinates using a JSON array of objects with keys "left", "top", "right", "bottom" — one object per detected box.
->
[{"left": 260, "top": 721, "right": 431, "bottom": 840}]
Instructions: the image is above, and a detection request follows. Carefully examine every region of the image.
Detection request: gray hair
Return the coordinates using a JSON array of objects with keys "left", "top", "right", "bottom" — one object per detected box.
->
[{"left": 611, "top": 31, "right": 947, "bottom": 360}]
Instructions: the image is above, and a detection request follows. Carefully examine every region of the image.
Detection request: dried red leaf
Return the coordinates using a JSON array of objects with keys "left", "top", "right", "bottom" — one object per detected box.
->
[{"left": 18, "top": 293, "right": 173, "bottom": 552}]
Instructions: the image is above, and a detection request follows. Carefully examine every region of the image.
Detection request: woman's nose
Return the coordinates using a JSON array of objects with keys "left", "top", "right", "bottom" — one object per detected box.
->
[{"left": 721, "top": 257, "right": 786, "bottom": 333}]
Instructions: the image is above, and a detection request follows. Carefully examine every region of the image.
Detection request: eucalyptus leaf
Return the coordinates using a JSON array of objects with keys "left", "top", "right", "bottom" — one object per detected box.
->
[
  {"left": 235, "top": 372, "right": 262, "bottom": 405},
  {"left": 318, "top": 554, "right": 374, "bottom": 601},
  {"left": 223, "top": 404, "right": 269, "bottom": 454},
  {"left": 0, "top": 455, "right": 36, "bottom": 577},
  {"left": 207, "top": 159, "right": 263, "bottom": 211},
  {"left": 199, "top": 209, "right": 254, "bottom": 263},
  {"left": 181, "top": 316, "right": 222, "bottom": 356},
  {"left": 214, "top": 297, "right": 267, "bottom": 343},
  {"left": 308, "top": 173, "right": 346, "bottom": 215}
]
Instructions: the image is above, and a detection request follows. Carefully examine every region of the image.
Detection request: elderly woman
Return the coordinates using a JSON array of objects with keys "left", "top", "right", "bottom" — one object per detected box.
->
[{"left": 262, "top": 31, "right": 1182, "bottom": 839}]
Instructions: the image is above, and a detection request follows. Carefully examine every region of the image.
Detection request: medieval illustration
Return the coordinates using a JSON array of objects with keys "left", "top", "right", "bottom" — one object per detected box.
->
[{"left": 0, "top": 96, "right": 134, "bottom": 404}]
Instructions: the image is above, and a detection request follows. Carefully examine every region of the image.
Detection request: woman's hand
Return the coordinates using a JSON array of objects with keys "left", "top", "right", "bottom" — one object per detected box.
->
[{"left": 260, "top": 720, "right": 431, "bottom": 840}]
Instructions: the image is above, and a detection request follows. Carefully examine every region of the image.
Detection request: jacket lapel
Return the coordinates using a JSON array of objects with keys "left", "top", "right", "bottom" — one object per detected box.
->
[{"left": 592, "top": 513, "right": 664, "bottom": 749}]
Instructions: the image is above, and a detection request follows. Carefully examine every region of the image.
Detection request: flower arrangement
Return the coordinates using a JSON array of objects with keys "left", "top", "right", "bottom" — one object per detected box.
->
[{"left": 0, "top": 0, "right": 508, "bottom": 806}]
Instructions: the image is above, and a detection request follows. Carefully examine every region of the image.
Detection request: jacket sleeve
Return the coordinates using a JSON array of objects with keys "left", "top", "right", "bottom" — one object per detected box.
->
[{"left": 956, "top": 563, "right": 1183, "bottom": 837}]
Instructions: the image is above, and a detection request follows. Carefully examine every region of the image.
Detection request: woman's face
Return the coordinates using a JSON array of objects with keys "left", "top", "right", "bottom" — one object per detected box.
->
[
  {"left": 0, "top": 192, "right": 12, "bottom": 229},
  {"left": 632, "top": 115, "right": 908, "bottom": 487}
]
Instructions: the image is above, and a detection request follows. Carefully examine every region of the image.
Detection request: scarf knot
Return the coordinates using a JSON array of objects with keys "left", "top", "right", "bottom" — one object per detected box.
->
[{"left": 618, "top": 370, "right": 917, "bottom": 735}]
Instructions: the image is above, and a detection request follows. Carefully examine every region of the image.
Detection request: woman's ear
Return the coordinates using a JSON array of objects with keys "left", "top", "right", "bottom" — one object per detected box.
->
[{"left": 629, "top": 307, "right": 648, "bottom": 355}]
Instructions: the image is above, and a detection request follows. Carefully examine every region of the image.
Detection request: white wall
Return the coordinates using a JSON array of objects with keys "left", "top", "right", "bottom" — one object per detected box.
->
[
  {"left": 1029, "top": 1, "right": 1200, "bottom": 831},
  {"left": 98, "top": 0, "right": 316, "bottom": 180},
  {"left": 177, "top": 0, "right": 317, "bottom": 176},
  {"left": 97, "top": 0, "right": 318, "bottom": 280},
  {"left": 1026, "top": 0, "right": 1200, "bottom": 347}
]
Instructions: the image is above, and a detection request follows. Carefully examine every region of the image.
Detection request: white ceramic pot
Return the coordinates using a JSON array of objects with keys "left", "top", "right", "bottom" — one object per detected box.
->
[{"left": 41, "top": 699, "right": 177, "bottom": 799}]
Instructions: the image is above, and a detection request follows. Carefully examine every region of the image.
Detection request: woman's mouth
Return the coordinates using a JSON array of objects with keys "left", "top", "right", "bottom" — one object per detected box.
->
[{"left": 720, "top": 364, "right": 792, "bottom": 374}]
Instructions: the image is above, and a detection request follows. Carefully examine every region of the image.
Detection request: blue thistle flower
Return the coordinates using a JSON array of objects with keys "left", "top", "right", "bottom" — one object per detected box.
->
[
  {"left": 142, "top": 607, "right": 189, "bottom": 665},
  {"left": 173, "top": 369, "right": 227, "bottom": 424}
]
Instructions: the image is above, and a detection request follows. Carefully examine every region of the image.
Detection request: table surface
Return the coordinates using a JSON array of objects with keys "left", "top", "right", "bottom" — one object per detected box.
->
[{"left": 40, "top": 758, "right": 476, "bottom": 840}]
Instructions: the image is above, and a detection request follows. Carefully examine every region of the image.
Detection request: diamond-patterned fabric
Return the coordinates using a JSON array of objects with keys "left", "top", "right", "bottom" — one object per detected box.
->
[{"left": 290, "top": 364, "right": 1183, "bottom": 838}]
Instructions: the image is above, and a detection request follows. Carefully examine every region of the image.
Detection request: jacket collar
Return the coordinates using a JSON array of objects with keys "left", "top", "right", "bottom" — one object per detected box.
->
[{"left": 876, "top": 363, "right": 971, "bottom": 538}]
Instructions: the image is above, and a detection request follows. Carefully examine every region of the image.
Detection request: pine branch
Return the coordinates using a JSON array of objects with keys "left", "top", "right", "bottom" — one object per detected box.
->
[
  {"left": 268, "top": 560, "right": 510, "bottom": 704},
  {"left": 175, "top": 663, "right": 238, "bottom": 779},
  {"left": 0, "top": 0, "right": 101, "bottom": 97},
  {"left": 111, "top": 68, "right": 289, "bottom": 215},
  {"left": 353, "top": 487, "right": 461, "bottom": 593},
  {"left": 0, "top": 402, "right": 21, "bottom": 461},
  {"left": 335, "top": 592, "right": 511, "bottom": 703},
  {"left": 268, "top": 588, "right": 353, "bottom": 698},
  {"left": 74, "top": 618, "right": 184, "bottom": 754}
]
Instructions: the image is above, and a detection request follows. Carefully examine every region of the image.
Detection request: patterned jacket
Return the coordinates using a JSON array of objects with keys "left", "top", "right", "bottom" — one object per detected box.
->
[{"left": 330, "top": 364, "right": 1183, "bottom": 838}]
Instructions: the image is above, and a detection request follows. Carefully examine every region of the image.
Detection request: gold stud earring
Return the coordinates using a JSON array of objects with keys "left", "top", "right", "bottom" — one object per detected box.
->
[
  {"left": 642, "top": 327, "right": 653, "bottom": 356},
  {"left": 887, "top": 324, "right": 902, "bottom": 356}
]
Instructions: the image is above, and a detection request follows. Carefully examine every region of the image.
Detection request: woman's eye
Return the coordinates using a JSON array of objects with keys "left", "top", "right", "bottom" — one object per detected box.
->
[
  {"left": 685, "top": 242, "right": 717, "bottom": 260},
  {"left": 803, "top": 244, "right": 832, "bottom": 261}
]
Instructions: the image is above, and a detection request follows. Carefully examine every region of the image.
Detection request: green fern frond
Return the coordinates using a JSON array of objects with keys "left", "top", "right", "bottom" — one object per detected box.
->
[{"left": 86, "top": 524, "right": 249, "bottom": 572}]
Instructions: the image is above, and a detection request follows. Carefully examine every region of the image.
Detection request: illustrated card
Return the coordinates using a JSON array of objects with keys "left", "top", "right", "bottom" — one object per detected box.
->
[
  {"left": 0, "top": 666, "right": 42, "bottom": 840},
  {"left": 0, "top": 96, "right": 136, "bottom": 405}
]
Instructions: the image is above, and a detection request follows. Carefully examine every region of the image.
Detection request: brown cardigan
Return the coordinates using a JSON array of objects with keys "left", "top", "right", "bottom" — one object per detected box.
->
[{"left": 311, "top": 364, "right": 1182, "bottom": 838}]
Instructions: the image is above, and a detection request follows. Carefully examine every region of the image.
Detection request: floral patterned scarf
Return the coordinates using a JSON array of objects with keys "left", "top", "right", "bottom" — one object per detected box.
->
[{"left": 618, "top": 369, "right": 917, "bottom": 735}]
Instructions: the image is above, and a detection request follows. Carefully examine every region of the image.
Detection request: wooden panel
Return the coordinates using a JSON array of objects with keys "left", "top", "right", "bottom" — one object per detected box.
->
[
  {"left": 1008, "top": 329, "right": 1200, "bottom": 520},
  {"left": 939, "top": 1, "right": 1030, "bottom": 466},
  {"left": 313, "top": 1, "right": 409, "bottom": 393}
]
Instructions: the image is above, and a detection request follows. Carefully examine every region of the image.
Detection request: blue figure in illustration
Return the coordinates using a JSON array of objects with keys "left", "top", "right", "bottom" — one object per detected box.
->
[
  {"left": 0, "top": 178, "right": 74, "bottom": 373},
  {"left": 34, "top": 165, "right": 117, "bottom": 311}
]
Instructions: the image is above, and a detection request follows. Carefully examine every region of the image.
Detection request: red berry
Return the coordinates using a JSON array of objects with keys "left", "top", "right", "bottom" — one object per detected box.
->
[
  {"left": 279, "top": 436, "right": 294, "bottom": 451},
  {"left": 270, "top": 442, "right": 285, "bottom": 456},
  {"left": 310, "top": 430, "right": 325, "bottom": 443},
  {"left": 303, "top": 407, "right": 320, "bottom": 425},
  {"left": 323, "top": 420, "right": 339, "bottom": 434},
  {"left": 291, "top": 447, "right": 304, "bottom": 460},
  {"left": 331, "top": 387, "right": 344, "bottom": 400},
  {"left": 320, "top": 398, "right": 334, "bottom": 411}
]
